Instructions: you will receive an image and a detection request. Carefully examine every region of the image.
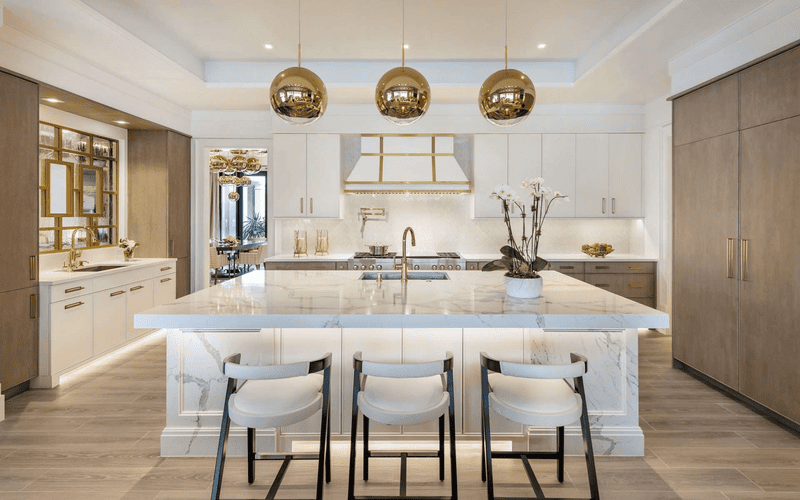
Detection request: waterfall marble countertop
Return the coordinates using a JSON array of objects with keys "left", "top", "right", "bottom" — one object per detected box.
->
[{"left": 135, "top": 270, "right": 668, "bottom": 330}]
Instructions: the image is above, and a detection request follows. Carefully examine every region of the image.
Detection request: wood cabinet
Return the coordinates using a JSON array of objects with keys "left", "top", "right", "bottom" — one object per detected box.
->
[
  {"left": 542, "top": 134, "right": 576, "bottom": 218},
  {"left": 128, "top": 130, "right": 192, "bottom": 296},
  {"left": 0, "top": 287, "right": 39, "bottom": 390},
  {"left": 273, "top": 134, "right": 341, "bottom": 218},
  {"left": 739, "top": 45, "right": 800, "bottom": 130}
]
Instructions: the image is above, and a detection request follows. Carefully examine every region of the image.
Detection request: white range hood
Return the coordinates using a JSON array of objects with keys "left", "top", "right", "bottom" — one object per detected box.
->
[{"left": 342, "top": 134, "right": 472, "bottom": 194}]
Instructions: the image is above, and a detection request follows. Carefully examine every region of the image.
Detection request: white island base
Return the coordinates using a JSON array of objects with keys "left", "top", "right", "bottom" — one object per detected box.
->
[{"left": 163, "top": 327, "right": 640, "bottom": 457}]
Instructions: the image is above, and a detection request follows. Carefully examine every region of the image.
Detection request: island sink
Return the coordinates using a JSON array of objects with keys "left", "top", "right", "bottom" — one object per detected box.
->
[{"left": 359, "top": 271, "right": 449, "bottom": 281}]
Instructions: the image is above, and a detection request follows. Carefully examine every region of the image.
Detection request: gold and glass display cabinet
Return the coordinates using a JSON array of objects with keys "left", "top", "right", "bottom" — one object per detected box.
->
[{"left": 38, "top": 122, "right": 119, "bottom": 254}]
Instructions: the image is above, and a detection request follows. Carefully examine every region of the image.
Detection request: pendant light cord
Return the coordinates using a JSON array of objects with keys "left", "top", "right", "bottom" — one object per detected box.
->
[
  {"left": 504, "top": 0, "right": 508, "bottom": 69},
  {"left": 298, "top": 0, "right": 302, "bottom": 67},
  {"left": 401, "top": 0, "right": 405, "bottom": 67}
]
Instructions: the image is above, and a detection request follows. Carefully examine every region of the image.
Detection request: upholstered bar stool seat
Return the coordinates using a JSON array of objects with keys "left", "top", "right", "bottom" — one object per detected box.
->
[
  {"left": 229, "top": 373, "right": 324, "bottom": 429},
  {"left": 360, "top": 375, "right": 449, "bottom": 426},
  {"left": 487, "top": 374, "right": 582, "bottom": 427}
]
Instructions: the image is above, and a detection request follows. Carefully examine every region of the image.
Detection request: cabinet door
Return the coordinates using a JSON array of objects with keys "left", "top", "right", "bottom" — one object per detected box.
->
[
  {"left": 51, "top": 295, "right": 93, "bottom": 374},
  {"left": 175, "top": 257, "right": 190, "bottom": 298},
  {"left": 508, "top": 134, "right": 542, "bottom": 219},
  {"left": 740, "top": 45, "right": 800, "bottom": 130},
  {"left": 0, "top": 287, "right": 38, "bottom": 388},
  {"left": 306, "top": 134, "right": 341, "bottom": 218},
  {"left": 542, "top": 134, "right": 576, "bottom": 218},
  {"left": 672, "top": 132, "right": 739, "bottom": 389},
  {"left": 167, "top": 132, "right": 191, "bottom": 259},
  {"left": 473, "top": 134, "right": 507, "bottom": 218},
  {"left": 0, "top": 72, "right": 38, "bottom": 294},
  {"left": 608, "top": 134, "right": 643, "bottom": 218},
  {"left": 673, "top": 75, "right": 738, "bottom": 147},
  {"left": 740, "top": 116, "right": 800, "bottom": 423},
  {"left": 575, "top": 134, "right": 609, "bottom": 218},
  {"left": 93, "top": 286, "right": 127, "bottom": 355},
  {"left": 272, "top": 134, "right": 308, "bottom": 218},
  {"left": 126, "top": 278, "right": 154, "bottom": 340},
  {"left": 154, "top": 273, "right": 177, "bottom": 305}
]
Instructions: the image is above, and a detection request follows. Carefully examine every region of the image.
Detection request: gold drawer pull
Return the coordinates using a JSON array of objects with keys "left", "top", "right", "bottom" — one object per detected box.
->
[
  {"left": 629, "top": 266, "right": 644, "bottom": 270},
  {"left": 160, "top": 267, "right": 172, "bottom": 271},
  {"left": 559, "top": 265, "right": 575, "bottom": 269},
  {"left": 30, "top": 256, "right": 37, "bottom": 280},
  {"left": 596, "top": 284, "right": 610, "bottom": 288},
  {"left": 30, "top": 294, "right": 37, "bottom": 319},
  {"left": 64, "top": 301, "right": 84, "bottom": 310},
  {"left": 595, "top": 266, "right": 610, "bottom": 270},
  {"left": 160, "top": 277, "right": 172, "bottom": 283},
  {"left": 65, "top": 286, "right": 84, "bottom": 293},
  {"left": 628, "top": 283, "right": 644, "bottom": 288},
  {"left": 130, "top": 285, "right": 145, "bottom": 292},
  {"left": 110, "top": 290, "right": 125, "bottom": 297}
]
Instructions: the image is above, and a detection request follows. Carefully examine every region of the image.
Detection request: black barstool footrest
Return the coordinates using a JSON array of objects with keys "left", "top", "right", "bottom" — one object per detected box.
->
[
  {"left": 368, "top": 451, "right": 441, "bottom": 458},
  {"left": 353, "top": 497, "right": 456, "bottom": 500},
  {"left": 491, "top": 451, "right": 560, "bottom": 460},
  {"left": 254, "top": 452, "right": 320, "bottom": 461}
]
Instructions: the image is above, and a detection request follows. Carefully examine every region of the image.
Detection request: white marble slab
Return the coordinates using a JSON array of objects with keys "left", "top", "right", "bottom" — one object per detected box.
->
[
  {"left": 40, "top": 258, "right": 176, "bottom": 285},
  {"left": 136, "top": 270, "right": 668, "bottom": 330}
]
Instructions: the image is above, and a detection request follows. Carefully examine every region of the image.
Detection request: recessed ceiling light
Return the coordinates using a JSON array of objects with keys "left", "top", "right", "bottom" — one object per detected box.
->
[
  {"left": 264, "top": 43, "right": 275, "bottom": 50},
  {"left": 42, "top": 98, "right": 63, "bottom": 103},
  {"left": 537, "top": 43, "right": 547, "bottom": 49},
  {"left": 114, "top": 120, "right": 129, "bottom": 125},
  {"left": 403, "top": 43, "right": 410, "bottom": 49}
]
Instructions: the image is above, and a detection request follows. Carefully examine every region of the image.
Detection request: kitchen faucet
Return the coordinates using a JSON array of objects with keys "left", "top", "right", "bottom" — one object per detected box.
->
[
  {"left": 63, "top": 226, "right": 97, "bottom": 271},
  {"left": 394, "top": 226, "right": 416, "bottom": 282}
]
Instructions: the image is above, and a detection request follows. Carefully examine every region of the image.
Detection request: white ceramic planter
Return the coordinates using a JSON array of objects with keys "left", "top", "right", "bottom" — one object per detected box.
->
[{"left": 504, "top": 276, "right": 543, "bottom": 299}]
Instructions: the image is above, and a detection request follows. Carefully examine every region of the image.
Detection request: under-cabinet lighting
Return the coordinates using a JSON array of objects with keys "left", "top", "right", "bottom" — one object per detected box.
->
[
  {"left": 538, "top": 43, "right": 547, "bottom": 49},
  {"left": 42, "top": 98, "right": 63, "bottom": 103},
  {"left": 264, "top": 43, "right": 275, "bottom": 50},
  {"left": 403, "top": 43, "right": 410, "bottom": 49}
]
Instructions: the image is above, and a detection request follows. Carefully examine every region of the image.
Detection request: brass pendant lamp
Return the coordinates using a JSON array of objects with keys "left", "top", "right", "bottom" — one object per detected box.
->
[
  {"left": 478, "top": 0, "right": 536, "bottom": 127},
  {"left": 270, "top": 0, "right": 328, "bottom": 125},
  {"left": 375, "top": 0, "right": 430, "bottom": 125}
]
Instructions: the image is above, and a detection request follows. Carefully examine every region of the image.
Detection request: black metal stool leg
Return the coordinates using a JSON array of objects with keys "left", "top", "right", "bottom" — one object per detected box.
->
[
  {"left": 576, "top": 377, "right": 600, "bottom": 500},
  {"left": 348, "top": 371, "right": 360, "bottom": 500},
  {"left": 315, "top": 367, "right": 331, "bottom": 500},
  {"left": 557, "top": 426, "right": 565, "bottom": 483},
  {"left": 481, "top": 410, "right": 486, "bottom": 482},
  {"left": 247, "top": 427, "right": 255, "bottom": 484},
  {"left": 363, "top": 415, "right": 370, "bottom": 481},
  {"left": 439, "top": 414, "right": 445, "bottom": 481},
  {"left": 326, "top": 405, "right": 332, "bottom": 483},
  {"left": 447, "top": 370, "right": 458, "bottom": 500},
  {"left": 481, "top": 366, "right": 495, "bottom": 500},
  {"left": 210, "top": 378, "right": 236, "bottom": 500}
]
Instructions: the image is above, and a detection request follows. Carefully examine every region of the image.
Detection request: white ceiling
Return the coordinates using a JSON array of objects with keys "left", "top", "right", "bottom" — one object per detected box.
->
[{"left": 0, "top": 0, "right": 778, "bottom": 111}]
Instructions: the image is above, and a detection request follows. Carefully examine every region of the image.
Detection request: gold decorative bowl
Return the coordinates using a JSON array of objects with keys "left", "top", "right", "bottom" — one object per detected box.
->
[{"left": 582, "top": 243, "right": 614, "bottom": 258}]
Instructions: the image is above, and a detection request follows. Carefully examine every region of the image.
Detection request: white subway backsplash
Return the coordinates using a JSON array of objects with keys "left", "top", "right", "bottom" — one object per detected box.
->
[{"left": 276, "top": 194, "right": 644, "bottom": 256}]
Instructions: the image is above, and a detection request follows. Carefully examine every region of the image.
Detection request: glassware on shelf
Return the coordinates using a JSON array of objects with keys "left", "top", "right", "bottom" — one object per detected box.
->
[
  {"left": 294, "top": 230, "right": 308, "bottom": 257},
  {"left": 315, "top": 230, "right": 329, "bottom": 255}
]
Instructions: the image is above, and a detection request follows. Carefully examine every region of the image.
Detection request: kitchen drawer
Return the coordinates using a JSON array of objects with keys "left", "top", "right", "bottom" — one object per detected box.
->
[
  {"left": 585, "top": 273, "right": 654, "bottom": 298},
  {"left": 547, "top": 261, "right": 585, "bottom": 274},
  {"left": 585, "top": 261, "right": 655, "bottom": 274},
  {"left": 155, "top": 262, "right": 177, "bottom": 277},
  {"left": 50, "top": 280, "right": 94, "bottom": 301},
  {"left": 629, "top": 297, "right": 656, "bottom": 308},
  {"left": 263, "top": 261, "right": 337, "bottom": 271}
]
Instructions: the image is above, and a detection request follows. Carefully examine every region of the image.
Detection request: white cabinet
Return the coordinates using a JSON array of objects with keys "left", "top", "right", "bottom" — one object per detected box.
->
[
  {"left": 50, "top": 296, "right": 94, "bottom": 374},
  {"left": 273, "top": 134, "right": 341, "bottom": 218},
  {"left": 154, "top": 273, "right": 177, "bottom": 305},
  {"left": 126, "top": 278, "right": 154, "bottom": 341},
  {"left": 608, "top": 134, "right": 643, "bottom": 217},
  {"left": 93, "top": 286, "right": 127, "bottom": 356},
  {"left": 542, "top": 134, "right": 577, "bottom": 218},
  {"left": 576, "top": 134, "right": 610, "bottom": 217},
  {"left": 508, "top": 134, "right": 542, "bottom": 189},
  {"left": 473, "top": 134, "right": 508, "bottom": 218}
]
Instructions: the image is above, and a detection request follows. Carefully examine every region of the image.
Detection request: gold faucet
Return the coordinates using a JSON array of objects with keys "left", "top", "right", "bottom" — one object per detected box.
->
[
  {"left": 394, "top": 226, "right": 416, "bottom": 282},
  {"left": 63, "top": 226, "right": 97, "bottom": 271}
]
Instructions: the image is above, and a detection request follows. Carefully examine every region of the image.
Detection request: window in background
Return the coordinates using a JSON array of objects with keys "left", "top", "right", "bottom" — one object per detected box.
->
[{"left": 218, "top": 172, "right": 267, "bottom": 241}]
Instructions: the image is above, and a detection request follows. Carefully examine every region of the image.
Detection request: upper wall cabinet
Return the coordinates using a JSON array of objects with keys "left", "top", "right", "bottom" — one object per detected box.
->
[
  {"left": 575, "top": 134, "right": 609, "bottom": 218},
  {"left": 576, "top": 134, "right": 643, "bottom": 218},
  {"left": 740, "top": 45, "right": 800, "bottom": 130},
  {"left": 673, "top": 75, "right": 738, "bottom": 147},
  {"left": 542, "top": 134, "right": 576, "bottom": 218},
  {"left": 273, "top": 134, "right": 341, "bottom": 219},
  {"left": 473, "top": 134, "right": 542, "bottom": 218}
]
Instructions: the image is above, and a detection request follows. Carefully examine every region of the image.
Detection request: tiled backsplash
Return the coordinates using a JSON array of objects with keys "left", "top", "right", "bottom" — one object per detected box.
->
[{"left": 276, "top": 194, "right": 644, "bottom": 256}]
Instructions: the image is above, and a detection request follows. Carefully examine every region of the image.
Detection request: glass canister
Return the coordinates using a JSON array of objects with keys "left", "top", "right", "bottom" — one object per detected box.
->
[
  {"left": 294, "top": 230, "right": 308, "bottom": 257},
  {"left": 315, "top": 229, "right": 329, "bottom": 255}
]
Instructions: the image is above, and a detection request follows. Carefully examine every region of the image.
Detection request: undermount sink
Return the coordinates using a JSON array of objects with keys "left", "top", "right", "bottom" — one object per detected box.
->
[
  {"left": 73, "top": 265, "right": 129, "bottom": 272},
  {"left": 359, "top": 272, "right": 449, "bottom": 281}
]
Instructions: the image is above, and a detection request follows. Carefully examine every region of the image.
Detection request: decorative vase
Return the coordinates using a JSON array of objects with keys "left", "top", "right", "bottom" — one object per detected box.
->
[
  {"left": 504, "top": 276, "right": 543, "bottom": 299},
  {"left": 123, "top": 248, "right": 135, "bottom": 261}
]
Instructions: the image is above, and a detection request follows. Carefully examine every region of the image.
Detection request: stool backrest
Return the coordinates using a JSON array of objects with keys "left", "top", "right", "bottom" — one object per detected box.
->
[
  {"left": 480, "top": 352, "right": 587, "bottom": 379},
  {"left": 223, "top": 352, "right": 332, "bottom": 381},
  {"left": 354, "top": 351, "right": 453, "bottom": 378}
]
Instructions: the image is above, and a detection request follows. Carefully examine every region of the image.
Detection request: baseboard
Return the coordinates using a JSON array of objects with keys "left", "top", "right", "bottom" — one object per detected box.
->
[{"left": 674, "top": 358, "right": 800, "bottom": 437}]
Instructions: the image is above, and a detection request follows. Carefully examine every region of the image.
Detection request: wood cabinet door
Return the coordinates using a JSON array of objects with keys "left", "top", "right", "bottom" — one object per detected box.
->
[
  {"left": 168, "top": 132, "right": 191, "bottom": 259},
  {"left": 542, "top": 134, "right": 576, "bottom": 218},
  {"left": 272, "top": 134, "right": 307, "bottom": 218},
  {"left": 740, "top": 45, "right": 800, "bottom": 130},
  {"left": 306, "top": 134, "right": 341, "bottom": 218},
  {"left": 575, "top": 134, "right": 609, "bottom": 218},
  {"left": 608, "top": 134, "right": 643, "bottom": 218},
  {"left": 473, "top": 134, "right": 507, "bottom": 218},
  {"left": 175, "top": 257, "right": 190, "bottom": 298},
  {"left": 128, "top": 131, "right": 168, "bottom": 257},
  {"left": 740, "top": 116, "right": 800, "bottom": 423},
  {"left": 0, "top": 287, "right": 38, "bottom": 388},
  {"left": 673, "top": 75, "right": 739, "bottom": 147},
  {"left": 0, "top": 72, "right": 38, "bottom": 294},
  {"left": 672, "top": 132, "right": 739, "bottom": 389}
]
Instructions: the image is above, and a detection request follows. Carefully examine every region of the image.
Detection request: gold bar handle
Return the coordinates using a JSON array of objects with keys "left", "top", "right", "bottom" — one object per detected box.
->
[
  {"left": 160, "top": 277, "right": 172, "bottom": 283},
  {"left": 559, "top": 265, "right": 574, "bottom": 270},
  {"left": 110, "top": 290, "right": 125, "bottom": 297},
  {"left": 65, "top": 286, "right": 84, "bottom": 294},
  {"left": 160, "top": 267, "right": 172, "bottom": 271},
  {"left": 30, "top": 256, "right": 37, "bottom": 280},
  {"left": 740, "top": 239, "right": 748, "bottom": 282},
  {"left": 628, "top": 283, "right": 644, "bottom": 288},
  {"left": 595, "top": 265, "right": 610, "bottom": 270},
  {"left": 300, "top": 198, "right": 304, "bottom": 214},
  {"left": 30, "top": 294, "right": 37, "bottom": 319},
  {"left": 602, "top": 198, "right": 606, "bottom": 214},
  {"left": 629, "top": 265, "right": 644, "bottom": 270},
  {"left": 310, "top": 198, "right": 313, "bottom": 214},
  {"left": 130, "top": 285, "right": 145, "bottom": 292},
  {"left": 64, "top": 301, "right": 84, "bottom": 310},
  {"left": 726, "top": 238, "right": 734, "bottom": 279},
  {"left": 612, "top": 198, "right": 616, "bottom": 214},
  {"left": 596, "top": 284, "right": 610, "bottom": 288}
]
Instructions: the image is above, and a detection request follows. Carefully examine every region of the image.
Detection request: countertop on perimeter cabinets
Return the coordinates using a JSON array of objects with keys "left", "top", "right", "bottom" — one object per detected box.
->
[
  {"left": 39, "top": 258, "right": 177, "bottom": 285},
  {"left": 461, "top": 253, "right": 658, "bottom": 262}
]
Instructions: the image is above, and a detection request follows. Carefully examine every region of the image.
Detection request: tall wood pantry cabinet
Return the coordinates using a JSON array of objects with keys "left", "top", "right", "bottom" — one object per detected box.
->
[
  {"left": 0, "top": 70, "right": 40, "bottom": 392},
  {"left": 127, "top": 130, "right": 192, "bottom": 297},
  {"left": 672, "top": 43, "right": 800, "bottom": 428}
]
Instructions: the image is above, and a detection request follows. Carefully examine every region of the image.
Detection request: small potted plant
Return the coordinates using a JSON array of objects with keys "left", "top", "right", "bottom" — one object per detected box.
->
[
  {"left": 119, "top": 238, "right": 140, "bottom": 261},
  {"left": 482, "top": 178, "right": 569, "bottom": 298}
]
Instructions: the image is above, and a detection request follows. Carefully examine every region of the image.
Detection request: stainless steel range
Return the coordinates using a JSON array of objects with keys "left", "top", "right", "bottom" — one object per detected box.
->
[{"left": 348, "top": 252, "right": 466, "bottom": 271}]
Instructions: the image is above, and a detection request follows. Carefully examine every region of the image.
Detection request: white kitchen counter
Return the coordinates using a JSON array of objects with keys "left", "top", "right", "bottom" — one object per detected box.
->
[
  {"left": 40, "top": 257, "right": 176, "bottom": 285},
  {"left": 461, "top": 253, "right": 658, "bottom": 262},
  {"left": 136, "top": 270, "right": 667, "bottom": 330}
]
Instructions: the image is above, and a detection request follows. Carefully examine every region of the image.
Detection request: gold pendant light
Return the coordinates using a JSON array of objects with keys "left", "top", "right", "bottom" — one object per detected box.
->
[
  {"left": 375, "top": 0, "right": 430, "bottom": 125},
  {"left": 478, "top": 0, "right": 536, "bottom": 127},
  {"left": 270, "top": 0, "right": 327, "bottom": 125}
]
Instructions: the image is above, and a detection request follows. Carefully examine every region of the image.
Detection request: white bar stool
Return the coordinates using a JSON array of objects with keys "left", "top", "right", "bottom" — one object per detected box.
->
[
  {"left": 348, "top": 351, "right": 458, "bottom": 500},
  {"left": 480, "top": 352, "right": 600, "bottom": 500},
  {"left": 211, "top": 352, "right": 333, "bottom": 500}
]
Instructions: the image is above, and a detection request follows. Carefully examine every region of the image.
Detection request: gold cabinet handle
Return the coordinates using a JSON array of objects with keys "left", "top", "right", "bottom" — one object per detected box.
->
[
  {"left": 64, "top": 301, "right": 84, "bottom": 310},
  {"left": 629, "top": 265, "right": 644, "bottom": 270},
  {"left": 160, "top": 277, "right": 172, "bottom": 283},
  {"left": 110, "top": 290, "right": 125, "bottom": 297},
  {"left": 30, "top": 294, "right": 37, "bottom": 319},
  {"left": 30, "top": 256, "right": 37, "bottom": 280},
  {"left": 596, "top": 284, "right": 610, "bottom": 288},
  {"left": 726, "top": 238, "right": 734, "bottom": 279},
  {"left": 300, "top": 197, "right": 304, "bottom": 214},
  {"left": 130, "top": 285, "right": 145, "bottom": 291},
  {"left": 65, "top": 286, "right": 84, "bottom": 293},
  {"left": 559, "top": 265, "right": 575, "bottom": 270},
  {"left": 740, "top": 239, "right": 748, "bottom": 282},
  {"left": 595, "top": 265, "right": 610, "bottom": 270},
  {"left": 628, "top": 283, "right": 644, "bottom": 288},
  {"left": 612, "top": 198, "right": 616, "bottom": 214},
  {"left": 310, "top": 198, "right": 313, "bottom": 214},
  {"left": 160, "top": 267, "right": 172, "bottom": 271},
  {"left": 602, "top": 198, "right": 606, "bottom": 214}
]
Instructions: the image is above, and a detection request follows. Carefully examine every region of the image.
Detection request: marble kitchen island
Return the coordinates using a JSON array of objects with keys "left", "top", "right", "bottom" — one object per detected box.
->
[{"left": 135, "top": 270, "right": 668, "bottom": 457}]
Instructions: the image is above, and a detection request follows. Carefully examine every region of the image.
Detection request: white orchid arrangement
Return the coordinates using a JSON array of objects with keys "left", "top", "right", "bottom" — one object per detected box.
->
[{"left": 483, "top": 178, "right": 569, "bottom": 278}]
